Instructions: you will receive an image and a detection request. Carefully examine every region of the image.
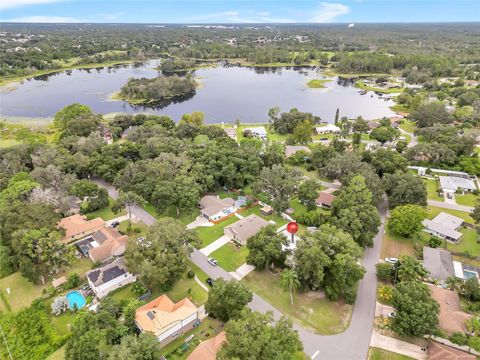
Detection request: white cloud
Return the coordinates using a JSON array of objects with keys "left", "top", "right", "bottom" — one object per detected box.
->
[
  {"left": 0, "top": 0, "right": 62, "bottom": 10},
  {"left": 103, "top": 11, "right": 125, "bottom": 21},
  {"left": 6, "top": 15, "right": 82, "bottom": 22},
  {"left": 183, "top": 10, "right": 293, "bottom": 23},
  {"left": 311, "top": 2, "right": 350, "bottom": 23}
]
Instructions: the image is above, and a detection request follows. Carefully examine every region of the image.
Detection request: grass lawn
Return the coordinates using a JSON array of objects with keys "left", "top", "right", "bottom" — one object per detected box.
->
[
  {"left": 46, "top": 346, "right": 66, "bottom": 360},
  {"left": 455, "top": 193, "right": 479, "bottom": 207},
  {"left": 50, "top": 311, "right": 77, "bottom": 334},
  {"left": 161, "top": 317, "right": 222, "bottom": 360},
  {"left": 426, "top": 206, "right": 474, "bottom": 224},
  {"left": 86, "top": 197, "right": 124, "bottom": 221},
  {"left": 108, "top": 282, "right": 138, "bottom": 303},
  {"left": 306, "top": 79, "right": 332, "bottom": 88},
  {"left": 448, "top": 228, "right": 480, "bottom": 255},
  {"left": 423, "top": 179, "right": 443, "bottom": 202},
  {"left": 381, "top": 230, "right": 421, "bottom": 259},
  {"left": 144, "top": 203, "right": 200, "bottom": 226},
  {"left": 118, "top": 220, "right": 149, "bottom": 238},
  {"left": 189, "top": 262, "right": 210, "bottom": 284},
  {"left": 241, "top": 204, "right": 288, "bottom": 227},
  {"left": 197, "top": 216, "right": 239, "bottom": 248},
  {"left": 288, "top": 197, "right": 330, "bottom": 220},
  {"left": 355, "top": 81, "right": 404, "bottom": 94},
  {"left": 399, "top": 120, "right": 415, "bottom": 134},
  {"left": 368, "top": 347, "right": 415, "bottom": 360},
  {"left": 0, "top": 272, "right": 48, "bottom": 312},
  {"left": 210, "top": 243, "right": 249, "bottom": 272},
  {"left": 242, "top": 271, "right": 352, "bottom": 335}
]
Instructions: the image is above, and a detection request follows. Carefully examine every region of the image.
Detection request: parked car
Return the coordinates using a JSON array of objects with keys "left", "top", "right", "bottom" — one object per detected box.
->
[
  {"left": 387, "top": 311, "right": 396, "bottom": 318},
  {"left": 384, "top": 257, "right": 399, "bottom": 265},
  {"left": 110, "top": 221, "right": 120, "bottom": 228},
  {"left": 206, "top": 278, "right": 214, "bottom": 287},
  {"left": 447, "top": 193, "right": 453, "bottom": 199},
  {"left": 208, "top": 258, "right": 218, "bottom": 266}
]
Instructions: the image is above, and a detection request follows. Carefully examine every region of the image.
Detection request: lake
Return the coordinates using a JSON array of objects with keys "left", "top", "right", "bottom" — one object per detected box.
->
[{"left": 0, "top": 60, "right": 396, "bottom": 123}]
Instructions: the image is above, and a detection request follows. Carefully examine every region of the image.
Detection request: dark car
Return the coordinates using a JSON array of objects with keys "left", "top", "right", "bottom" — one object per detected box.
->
[
  {"left": 110, "top": 221, "right": 120, "bottom": 228},
  {"left": 206, "top": 278, "right": 214, "bottom": 287}
]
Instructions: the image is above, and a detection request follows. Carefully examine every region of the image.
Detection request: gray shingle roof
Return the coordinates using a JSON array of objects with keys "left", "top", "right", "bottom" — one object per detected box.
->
[{"left": 423, "top": 246, "right": 455, "bottom": 281}]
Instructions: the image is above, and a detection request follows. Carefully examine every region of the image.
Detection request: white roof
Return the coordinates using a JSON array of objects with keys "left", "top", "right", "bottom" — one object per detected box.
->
[
  {"left": 432, "top": 212, "right": 464, "bottom": 230},
  {"left": 453, "top": 261, "right": 465, "bottom": 279},
  {"left": 422, "top": 212, "right": 464, "bottom": 240},
  {"left": 315, "top": 124, "right": 340, "bottom": 133},
  {"left": 244, "top": 127, "right": 267, "bottom": 136},
  {"left": 439, "top": 176, "right": 476, "bottom": 191}
]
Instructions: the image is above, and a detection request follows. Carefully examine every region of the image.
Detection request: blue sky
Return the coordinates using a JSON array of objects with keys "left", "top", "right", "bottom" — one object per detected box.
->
[{"left": 1, "top": 0, "right": 479, "bottom": 23}]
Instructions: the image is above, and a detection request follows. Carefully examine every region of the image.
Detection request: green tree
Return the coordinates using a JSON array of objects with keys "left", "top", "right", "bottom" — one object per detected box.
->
[
  {"left": 246, "top": 225, "right": 287, "bottom": 270},
  {"left": 396, "top": 255, "right": 428, "bottom": 283},
  {"left": 124, "top": 218, "right": 199, "bottom": 290},
  {"left": 217, "top": 309, "right": 302, "bottom": 360},
  {"left": 410, "top": 102, "right": 453, "bottom": 128},
  {"left": 292, "top": 120, "right": 313, "bottom": 144},
  {"left": 369, "top": 126, "right": 399, "bottom": 145},
  {"left": 365, "top": 148, "right": 408, "bottom": 177},
  {"left": 254, "top": 164, "right": 302, "bottom": 213},
  {"left": 391, "top": 281, "right": 439, "bottom": 336},
  {"left": 112, "top": 191, "right": 146, "bottom": 227},
  {"left": 54, "top": 103, "right": 93, "bottom": 130},
  {"left": 334, "top": 108, "right": 340, "bottom": 125},
  {"left": 180, "top": 111, "right": 205, "bottom": 126},
  {"left": 297, "top": 178, "right": 319, "bottom": 211},
  {"left": 388, "top": 205, "right": 426, "bottom": 237},
  {"left": 107, "top": 333, "right": 161, "bottom": 360},
  {"left": 383, "top": 172, "right": 427, "bottom": 208},
  {"left": 376, "top": 263, "right": 394, "bottom": 282},
  {"left": 205, "top": 279, "right": 253, "bottom": 322},
  {"left": 123, "top": 299, "right": 142, "bottom": 333},
  {"left": 331, "top": 175, "right": 381, "bottom": 248},
  {"left": 280, "top": 269, "right": 300, "bottom": 305}
]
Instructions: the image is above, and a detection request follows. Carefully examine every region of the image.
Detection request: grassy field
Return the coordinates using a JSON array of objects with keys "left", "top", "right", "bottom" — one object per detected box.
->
[
  {"left": 161, "top": 317, "right": 222, "bottom": 360},
  {"left": 423, "top": 179, "right": 443, "bottom": 201},
  {"left": 197, "top": 216, "right": 239, "bottom": 248},
  {"left": 210, "top": 243, "right": 249, "bottom": 272},
  {"left": 381, "top": 230, "right": 421, "bottom": 259},
  {"left": 306, "top": 79, "right": 332, "bottom": 88},
  {"left": 455, "top": 193, "right": 479, "bottom": 207},
  {"left": 449, "top": 228, "right": 479, "bottom": 255},
  {"left": 368, "top": 347, "right": 415, "bottom": 360},
  {"left": 118, "top": 220, "right": 149, "bottom": 238},
  {"left": 86, "top": 197, "right": 124, "bottom": 221},
  {"left": 242, "top": 270, "right": 352, "bottom": 335},
  {"left": 355, "top": 81, "right": 404, "bottom": 94},
  {"left": 399, "top": 120, "right": 415, "bottom": 134},
  {"left": 288, "top": 197, "right": 330, "bottom": 220},
  {"left": 144, "top": 203, "right": 200, "bottom": 226}
]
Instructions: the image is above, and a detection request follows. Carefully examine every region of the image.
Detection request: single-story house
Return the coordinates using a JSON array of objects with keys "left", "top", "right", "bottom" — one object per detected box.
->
[
  {"left": 244, "top": 127, "right": 267, "bottom": 140},
  {"left": 428, "top": 285, "right": 472, "bottom": 334},
  {"left": 285, "top": 145, "right": 311, "bottom": 158},
  {"left": 439, "top": 176, "right": 476, "bottom": 194},
  {"left": 199, "top": 195, "right": 237, "bottom": 221},
  {"left": 260, "top": 205, "right": 273, "bottom": 216},
  {"left": 223, "top": 127, "right": 237, "bottom": 140},
  {"left": 422, "top": 212, "right": 463, "bottom": 243},
  {"left": 187, "top": 331, "right": 226, "bottom": 360},
  {"left": 315, "top": 124, "right": 340, "bottom": 134},
  {"left": 135, "top": 294, "right": 200, "bottom": 347},
  {"left": 224, "top": 214, "right": 270, "bottom": 246},
  {"left": 75, "top": 227, "right": 128, "bottom": 263},
  {"left": 58, "top": 214, "right": 105, "bottom": 244},
  {"left": 315, "top": 191, "right": 336, "bottom": 209},
  {"left": 86, "top": 257, "right": 136, "bottom": 299},
  {"left": 428, "top": 341, "right": 476, "bottom": 360},
  {"left": 423, "top": 246, "right": 456, "bottom": 282}
]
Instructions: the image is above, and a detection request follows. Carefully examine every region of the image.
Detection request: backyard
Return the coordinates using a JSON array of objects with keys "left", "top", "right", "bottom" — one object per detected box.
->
[
  {"left": 210, "top": 243, "right": 249, "bottom": 272},
  {"left": 423, "top": 179, "right": 443, "bottom": 202},
  {"left": 242, "top": 270, "right": 352, "bottom": 335}
]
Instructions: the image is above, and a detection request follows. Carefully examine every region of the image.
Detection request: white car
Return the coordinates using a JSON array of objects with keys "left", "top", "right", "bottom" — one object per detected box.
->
[
  {"left": 384, "top": 257, "right": 398, "bottom": 265},
  {"left": 208, "top": 258, "right": 218, "bottom": 266},
  {"left": 387, "top": 311, "right": 396, "bottom": 318}
]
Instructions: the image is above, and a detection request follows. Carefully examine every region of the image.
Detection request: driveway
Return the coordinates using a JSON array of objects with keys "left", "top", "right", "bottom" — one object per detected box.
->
[
  {"left": 95, "top": 180, "right": 389, "bottom": 360},
  {"left": 399, "top": 128, "right": 418, "bottom": 148},
  {"left": 186, "top": 216, "right": 209, "bottom": 230},
  {"left": 105, "top": 214, "right": 132, "bottom": 227},
  {"left": 427, "top": 199, "right": 473, "bottom": 213},
  {"left": 200, "top": 235, "right": 231, "bottom": 256}
]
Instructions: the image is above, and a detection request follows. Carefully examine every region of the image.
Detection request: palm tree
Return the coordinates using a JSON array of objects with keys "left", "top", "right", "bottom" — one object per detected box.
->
[{"left": 280, "top": 269, "right": 300, "bottom": 305}]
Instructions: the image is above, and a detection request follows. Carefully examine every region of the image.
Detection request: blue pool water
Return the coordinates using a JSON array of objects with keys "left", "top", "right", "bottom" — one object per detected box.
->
[
  {"left": 464, "top": 270, "right": 479, "bottom": 280},
  {"left": 66, "top": 291, "right": 86, "bottom": 310}
]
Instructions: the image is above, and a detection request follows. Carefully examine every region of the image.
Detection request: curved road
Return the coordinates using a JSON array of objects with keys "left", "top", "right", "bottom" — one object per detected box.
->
[
  {"left": 399, "top": 128, "right": 417, "bottom": 148},
  {"left": 95, "top": 178, "right": 388, "bottom": 360}
]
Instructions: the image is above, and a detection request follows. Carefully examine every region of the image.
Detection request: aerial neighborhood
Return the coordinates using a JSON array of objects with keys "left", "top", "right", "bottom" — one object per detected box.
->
[{"left": 0, "top": 16, "right": 480, "bottom": 360}]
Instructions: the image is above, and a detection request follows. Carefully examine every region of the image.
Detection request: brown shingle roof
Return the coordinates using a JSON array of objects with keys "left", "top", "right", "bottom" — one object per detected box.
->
[
  {"left": 315, "top": 191, "right": 336, "bottom": 207},
  {"left": 187, "top": 332, "right": 226, "bottom": 360},
  {"left": 428, "top": 341, "right": 476, "bottom": 360},
  {"left": 58, "top": 214, "right": 104, "bottom": 243},
  {"left": 88, "top": 227, "right": 128, "bottom": 263}
]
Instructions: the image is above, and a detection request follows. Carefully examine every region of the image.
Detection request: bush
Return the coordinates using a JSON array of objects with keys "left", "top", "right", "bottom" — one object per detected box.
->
[
  {"left": 187, "top": 270, "right": 195, "bottom": 279},
  {"left": 65, "top": 273, "right": 80, "bottom": 289},
  {"left": 376, "top": 263, "right": 394, "bottom": 282},
  {"left": 428, "top": 236, "right": 443, "bottom": 249},
  {"left": 132, "top": 282, "right": 146, "bottom": 297},
  {"left": 449, "top": 332, "right": 468, "bottom": 346},
  {"left": 468, "top": 336, "right": 480, "bottom": 351},
  {"left": 378, "top": 285, "right": 394, "bottom": 304}
]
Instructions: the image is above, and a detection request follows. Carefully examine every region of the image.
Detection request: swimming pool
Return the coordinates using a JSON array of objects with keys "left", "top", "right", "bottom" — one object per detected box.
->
[
  {"left": 464, "top": 270, "right": 479, "bottom": 280},
  {"left": 66, "top": 291, "right": 86, "bottom": 310}
]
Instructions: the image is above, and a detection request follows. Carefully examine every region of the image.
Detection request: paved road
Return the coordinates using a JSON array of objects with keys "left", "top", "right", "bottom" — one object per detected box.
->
[
  {"left": 95, "top": 179, "right": 388, "bottom": 360},
  {"left": 399, "top": 128, "right": 417, "bottom": 148},
  {"left": 427, "top": 199, "right": 473, "bottom": 213}
]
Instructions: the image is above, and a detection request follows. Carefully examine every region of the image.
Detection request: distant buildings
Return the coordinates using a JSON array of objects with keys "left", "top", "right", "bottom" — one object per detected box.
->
[
  {"left": 86, "top": 258, "right": 136, "bottom": 298},
  {"left": 224, "top": 214, "right": 270, "bottom": 246},
  {"left": 135, "top": 294, "right": 200, "bottom": 347},
  {"left": 315, "top": 124, "right": 340, "bottom": 134},
  {"left": 243, "top": 127, "right": 267, "bottom": 140},
  {"left": 422, "top": 212, "right": 463, "bottom": 243}
]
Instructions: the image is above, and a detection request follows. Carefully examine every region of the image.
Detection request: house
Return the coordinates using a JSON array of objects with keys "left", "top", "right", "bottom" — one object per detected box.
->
[
  {"left": 223, "top": 127, "right": 237, "bottom": 140},
  {"left": 224, "top": 214, "right": 270, "bottom": 245},
  {"left": 199, "top": 195, "right": 237, "bottom": 221},
  {"left": 315, "top": 124, "right": 341, "bottom": 134},
  {"left": 86, "top": 258, "right": 136, "bottom": 299},
  {"left": 428, "top": 285, "right": 472, "bottom": 334},
  {"left": 423, "top": 247, "right": 455, "bottom": 282},
  {"left": 135, "top": 294, "right": 200, "bottom": 347},
  {"left": 367, "top": 121, "right": 380, "bottom": 130},
  {"left": 422, "top": 212, "right": 463, "bottom": 243},
  {"left": 244, "top": 127, "right": 267, "bottom": 140},
  {"left": 58, "top": 214, "right": 105, "bottom": 244},
  {"left": 75, "top": 227, "right": 128, "bottom": 263},
  {"left": 439, "top": 176, "right": 476, "bottom": 195},
  {"left": 285, "top": 145, "right": 311, "bottom": 158},
  {"left": 315, "top": 191, "right": 336, "bottom": 209},
  {"left": 187, "top": 332, "right": 226, "bottom": 360}
]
